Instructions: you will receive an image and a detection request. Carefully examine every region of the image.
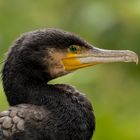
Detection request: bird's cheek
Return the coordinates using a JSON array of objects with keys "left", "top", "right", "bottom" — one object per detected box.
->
[
  {"left": 46, "top": 57, "right": 68, "bottom": 78},
  {"left": 48, "top": 61, "right": 68, "bottom": 78}
]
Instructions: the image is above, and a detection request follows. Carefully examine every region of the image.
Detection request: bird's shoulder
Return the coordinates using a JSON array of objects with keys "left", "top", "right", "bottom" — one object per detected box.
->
[{"left": 0, "top": 104, "right": 48, "bottom": 139}]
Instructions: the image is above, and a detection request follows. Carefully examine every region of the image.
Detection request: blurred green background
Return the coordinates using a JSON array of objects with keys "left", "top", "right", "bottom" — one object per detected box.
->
[{"left": 0, "top": 0, "right": 140, "bottom": 140}]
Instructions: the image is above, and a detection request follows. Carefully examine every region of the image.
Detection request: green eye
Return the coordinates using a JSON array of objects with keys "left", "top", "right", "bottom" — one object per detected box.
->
[{"left": 69, "top": 45, "right": 78, "bottom": 53}]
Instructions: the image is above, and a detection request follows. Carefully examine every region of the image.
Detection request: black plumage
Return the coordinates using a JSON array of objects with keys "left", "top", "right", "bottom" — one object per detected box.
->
[
  {"left": 1, "top": 29, "right": 95, "bottom": 140},
  {"left": 0, "top": 28, "right": 138, "bottom": 140}
]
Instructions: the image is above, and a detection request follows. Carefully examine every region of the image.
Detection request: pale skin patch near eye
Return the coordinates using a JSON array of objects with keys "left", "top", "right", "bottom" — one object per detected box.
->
[{"left": 62, "top": 46, "right": 92, "bottom": 71}]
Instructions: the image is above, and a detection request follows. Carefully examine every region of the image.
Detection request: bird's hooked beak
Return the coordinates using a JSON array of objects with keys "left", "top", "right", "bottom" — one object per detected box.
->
[{"left": 62, "top": 45, "right": 139, "bottom": 71}]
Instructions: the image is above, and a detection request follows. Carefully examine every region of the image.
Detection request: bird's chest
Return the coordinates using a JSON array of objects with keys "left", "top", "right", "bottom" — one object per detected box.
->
[{"left": 42, "top": 91, "right": 95, "bottom": 140}]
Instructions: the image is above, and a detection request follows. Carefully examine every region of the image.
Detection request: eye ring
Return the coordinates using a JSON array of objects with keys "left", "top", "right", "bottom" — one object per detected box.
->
[{"left": 69, "top": 45, "right": 78, "bottom": 53}]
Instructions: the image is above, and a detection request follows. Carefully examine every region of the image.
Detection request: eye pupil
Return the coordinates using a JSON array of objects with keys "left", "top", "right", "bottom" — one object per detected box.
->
[{"left": 70, "top": 45, "right": 77, "bottom": 53}]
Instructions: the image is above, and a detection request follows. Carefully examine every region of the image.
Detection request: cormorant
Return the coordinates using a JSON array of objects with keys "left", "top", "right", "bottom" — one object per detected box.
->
[{"left": 0, "top": 28, "right": 138, "bottom": 140}]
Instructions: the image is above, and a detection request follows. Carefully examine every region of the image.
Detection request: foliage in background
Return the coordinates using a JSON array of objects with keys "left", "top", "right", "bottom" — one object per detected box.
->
[{"left": 0, "top": 0, "right": 140, "bottom": 140}]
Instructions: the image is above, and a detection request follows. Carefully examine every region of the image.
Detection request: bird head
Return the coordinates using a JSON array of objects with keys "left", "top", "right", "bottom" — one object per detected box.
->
[{"left": 6, "top": 28, "right": 138, "bottom": 82}]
